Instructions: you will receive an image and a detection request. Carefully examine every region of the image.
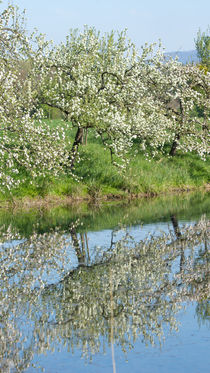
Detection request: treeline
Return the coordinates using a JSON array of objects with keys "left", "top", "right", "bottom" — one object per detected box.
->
[{"left": 0, "top": 4, "right": 209, "bottom": 194}]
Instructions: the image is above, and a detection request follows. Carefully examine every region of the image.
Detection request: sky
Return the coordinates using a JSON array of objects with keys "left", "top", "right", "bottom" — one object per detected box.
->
[{"left": 2, "top": 0, "right": 210, "bottom": 52}]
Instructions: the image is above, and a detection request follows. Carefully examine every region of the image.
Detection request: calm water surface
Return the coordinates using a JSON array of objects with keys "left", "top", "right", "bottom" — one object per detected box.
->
[{"left": 0, "top": 192, "right": 209, "bottom": 373}]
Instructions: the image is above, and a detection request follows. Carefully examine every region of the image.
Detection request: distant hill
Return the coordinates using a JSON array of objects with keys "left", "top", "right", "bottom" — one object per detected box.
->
[{"left": 164, "top": 50, "right": 199, "bottom": 64}]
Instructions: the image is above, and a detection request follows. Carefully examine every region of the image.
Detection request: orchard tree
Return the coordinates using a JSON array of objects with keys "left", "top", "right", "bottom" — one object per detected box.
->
[
  {"left": 1, "top": 3, "right": 208, "bottom": 195},
  {"left": 35, "top": 27, "right": 209, "bottom": 168},
  {"left": 0, "top": 3, "right": 72, "bottom": 192},
  {"left": 142, "top": 54, "right": 210, "bottom": 157},
  {"left": 34, "top": 28, "right": 172, "bottom": 168}
]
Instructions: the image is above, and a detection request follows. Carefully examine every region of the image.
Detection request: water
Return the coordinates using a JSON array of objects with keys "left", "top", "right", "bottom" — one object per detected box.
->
[{"left": 0, "top": 192, "right": 209, "bottom": 373}]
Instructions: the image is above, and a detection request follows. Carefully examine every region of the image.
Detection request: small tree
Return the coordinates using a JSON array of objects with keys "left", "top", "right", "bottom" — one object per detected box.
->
[{"left": 195, "top": 27, "right": 210, "bottom": 70}]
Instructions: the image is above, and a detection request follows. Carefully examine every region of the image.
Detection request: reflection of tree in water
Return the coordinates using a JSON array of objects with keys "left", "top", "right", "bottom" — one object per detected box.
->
[
  {"left": 0, "top": 217, "right": 209, "bottom": 372},
  {"left": 196, "top": 300, "right": 210, "bottom": 327}
]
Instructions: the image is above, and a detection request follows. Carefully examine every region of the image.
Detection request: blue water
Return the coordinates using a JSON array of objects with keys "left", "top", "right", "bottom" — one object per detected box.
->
[
  {"left": 0, "top": 198, "right": 209, "bottom": 373},
  {"left": 28, "top": 304, "right": 210, "bottom": 373}
]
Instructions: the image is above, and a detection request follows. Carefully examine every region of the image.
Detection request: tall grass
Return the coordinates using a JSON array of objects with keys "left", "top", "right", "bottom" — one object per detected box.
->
[{"left": 1, "top": 121, "right": 209, "bottom": 201}]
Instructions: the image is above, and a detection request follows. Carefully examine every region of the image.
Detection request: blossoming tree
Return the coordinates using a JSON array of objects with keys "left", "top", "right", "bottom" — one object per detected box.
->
[
  {"left": 1, "top": 3, "right": 209, "bottom": 193},
  {"left": 34, "top": 28, "right": 173, "bottom": 167},
  {"left": 143, "top": 55, "right": 210, "bottom": 157},
  {"left": 0, "top": 4, "right": 71, "bottom": 192},
  {"left": 35, "top": 27, "right": 209, "bottom": 167}
]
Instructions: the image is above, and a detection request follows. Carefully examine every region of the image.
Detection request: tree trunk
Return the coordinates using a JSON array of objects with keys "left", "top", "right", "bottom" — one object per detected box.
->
[
  {"left": 70, "top": 127, "right": 84, "bottom": 169},
  {"left": 84, "top": 128, "right": 88, "bottom": 145},
  {"left": 169, "top": 133, "right": 180, "bottom": 156}
]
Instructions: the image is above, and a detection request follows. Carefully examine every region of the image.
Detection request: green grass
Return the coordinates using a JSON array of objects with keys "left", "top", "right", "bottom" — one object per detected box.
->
[
  {"left": 1, "top": 121, "right": 209, "bottom": 202},
  {"left": 127, "top": 153, "right": 210, "bottom": 194}
]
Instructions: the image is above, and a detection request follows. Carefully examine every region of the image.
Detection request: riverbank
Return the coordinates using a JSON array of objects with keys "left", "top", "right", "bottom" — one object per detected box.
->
[
  {"left": 0, "top": 183, "right": 209, "bottom": 210},
  {"left": 0, "top": 188, "right": 205, "bottom": 209},
  {"left": 1, "top": 133, "right": 209, "bottom": 207}
]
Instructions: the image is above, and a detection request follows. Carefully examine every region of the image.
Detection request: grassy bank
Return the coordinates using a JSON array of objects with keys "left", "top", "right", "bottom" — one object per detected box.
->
[{"left": 0, "top": 121, "right": 209, "bottom": 203}]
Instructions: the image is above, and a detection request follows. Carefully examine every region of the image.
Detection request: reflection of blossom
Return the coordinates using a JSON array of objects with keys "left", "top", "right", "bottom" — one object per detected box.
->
[{"left": 0, "top": 217, "right": 209, "bottom": 371}]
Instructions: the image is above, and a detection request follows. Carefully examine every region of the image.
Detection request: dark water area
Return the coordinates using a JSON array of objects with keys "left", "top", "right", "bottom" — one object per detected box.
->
[{"left": 0, "top": 192, "right": 209, "bottom": 373}]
